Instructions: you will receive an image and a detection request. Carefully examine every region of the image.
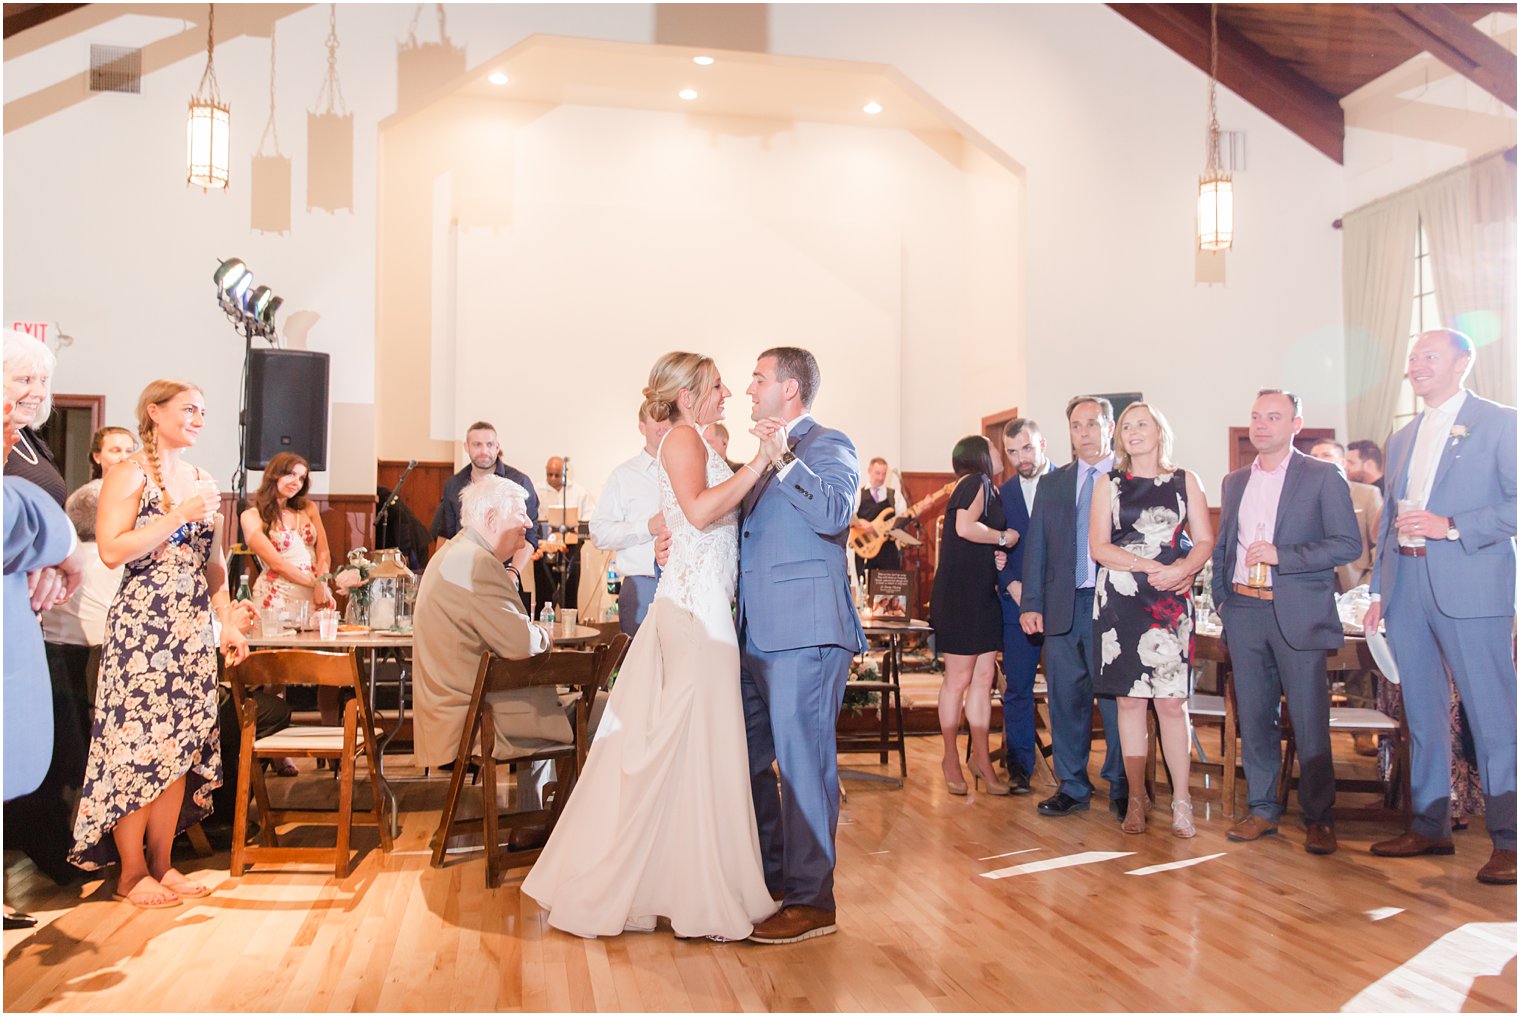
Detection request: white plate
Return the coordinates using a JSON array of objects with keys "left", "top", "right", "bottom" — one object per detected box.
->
[{"left": 376, "top": 629, "right": 413, "bottom": 638}]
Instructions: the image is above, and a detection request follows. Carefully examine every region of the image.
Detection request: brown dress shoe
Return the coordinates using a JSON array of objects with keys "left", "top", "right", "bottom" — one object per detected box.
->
[
  {"left": 507, "top": 825, "right": 549, "bottom": 851},
  {"left": 1304, "top": 823, "right": 1338, "bottom": 855},
  {"left": 748, "top": 905, "right": 837, "bottom": 945},
  {"left": 1370, "top": 830, "right": 1455, "bottom": 857},
  {"left": 1226, "top": 815, "right": 1279, "bottom": 842},
  {"left": 1477, "top": 848, "right": 1517, "bottom": 885},
  {"left": 1352, "top": 732, "right": 1379, "bottom": 757}
]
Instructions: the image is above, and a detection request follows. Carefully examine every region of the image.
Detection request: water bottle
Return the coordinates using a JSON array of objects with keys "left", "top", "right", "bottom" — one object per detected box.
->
[
  {"left": 1247, "top": 522, "right": 1270, "bottom": 588},
  {"left": 606, "top": 566, "right": 620, "bottom": 595},
  {"left": 539, "top": 601, "right": 556, "bottom": 628},
  {"left": 235, "top": 574, "right": 253, "bottom": 602}
]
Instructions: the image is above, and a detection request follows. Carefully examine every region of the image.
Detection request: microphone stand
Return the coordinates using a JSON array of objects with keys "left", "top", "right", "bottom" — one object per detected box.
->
[{"left": 377, "top": 457, "right": 417, "bottom": 555}]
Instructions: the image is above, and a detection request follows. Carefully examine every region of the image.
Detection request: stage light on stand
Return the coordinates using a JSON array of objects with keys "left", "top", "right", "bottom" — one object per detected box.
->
[
  {"left": 211, "top": 256, "right": 283, "bottom": 340},
  {"left": 213, "top": 257, "right": 247, "bottom": 294}
]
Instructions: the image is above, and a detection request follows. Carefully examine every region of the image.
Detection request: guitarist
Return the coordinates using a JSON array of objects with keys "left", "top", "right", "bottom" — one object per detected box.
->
[
  {"left": 994, "top": 418, "right": 1055, "bottom": 793},
  {"left": 853, "top": 457, "right": 909, "bottom": 578}
]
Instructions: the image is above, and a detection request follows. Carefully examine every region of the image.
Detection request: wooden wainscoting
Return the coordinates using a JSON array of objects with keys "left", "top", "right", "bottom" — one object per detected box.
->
[
  {"left": 217, "top": 493, "right": 375, "bottom": 565},
  {"left": 900, "top": 470, "right": 956, "bottom": 620},
  {"left": 377, "top": 460, "right": 454, "bottom": 536}
]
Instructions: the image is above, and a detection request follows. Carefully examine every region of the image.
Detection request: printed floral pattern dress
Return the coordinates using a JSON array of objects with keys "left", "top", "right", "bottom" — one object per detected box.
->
[
  {"left": 69, "top": 469, "right": 221, "bottom": 869},
  {"left": 252, "top": 511, "right": 319, "bottom": 609},
  {"left": 1093, "top": 470, "right": 1194, "bottom": 699}
]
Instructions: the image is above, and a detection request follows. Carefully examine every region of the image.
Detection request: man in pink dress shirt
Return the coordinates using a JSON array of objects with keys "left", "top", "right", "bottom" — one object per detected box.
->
[{"left": 1210, "top": 389, "right": 1361, "bottom": 855}]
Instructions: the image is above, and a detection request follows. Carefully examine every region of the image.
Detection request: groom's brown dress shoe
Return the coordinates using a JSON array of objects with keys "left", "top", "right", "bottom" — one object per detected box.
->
[
  {"left": 1370, "top": 830, "right": 1455, "bottom": 857},
  {"left": 1225, "top": 815, "right": 1278, "bottom": 842},
  {"left": 1477, "top": 849, "right": 1517, "bottom": 885},
  {"left": 748, "top": 905, "right": 836, "bottom": 945}
]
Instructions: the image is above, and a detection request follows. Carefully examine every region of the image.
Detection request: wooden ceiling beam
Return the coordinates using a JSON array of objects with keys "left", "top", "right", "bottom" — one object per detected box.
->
[
  {"left": 1109, "top": 3, "right": 1345, "bottom": 163},
  {"left": 3, "top": 3, "right": 88, "bottom": 39},
  {"left": 1375, "top": 4, "right": 1517, "bottom": 109}
]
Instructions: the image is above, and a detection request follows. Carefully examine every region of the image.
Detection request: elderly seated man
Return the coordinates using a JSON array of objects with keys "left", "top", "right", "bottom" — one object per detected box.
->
[{"left": 413, "top": 475, "right": 565, "bottom": 848}]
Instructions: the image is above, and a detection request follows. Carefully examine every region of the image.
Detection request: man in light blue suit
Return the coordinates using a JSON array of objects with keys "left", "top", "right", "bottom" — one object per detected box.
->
[
  {"left": 995, "top": 417, "right": 1054, "bottom": 793},
  {"left": 1365, "top": 329, "right": 1517, "bottom": 885},
  {"left": 738, "top": 347, "right": 866, "bottom": 945}
]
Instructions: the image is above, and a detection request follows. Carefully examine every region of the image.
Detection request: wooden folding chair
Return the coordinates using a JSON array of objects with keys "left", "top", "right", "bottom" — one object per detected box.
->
[
  {"left": 431, "top": 634, "right": 629, "bottom": 887},
  {"left": 227, "top": 650, "right": 393, "bottom": 878}
]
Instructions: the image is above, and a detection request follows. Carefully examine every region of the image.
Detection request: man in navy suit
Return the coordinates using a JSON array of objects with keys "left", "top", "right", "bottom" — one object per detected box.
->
[
  {"left": 995, "top": 418, "right": 1054, "bottom": 794},
  {"left": 1365, "top": 329, "right": 1517, "bottom": 885},
  {"left": 1020, "top": 396, "right": 1128, "bottom": 817},
  {"left": 1212, "top": 389, "right": 1360, "bottom": 855}
]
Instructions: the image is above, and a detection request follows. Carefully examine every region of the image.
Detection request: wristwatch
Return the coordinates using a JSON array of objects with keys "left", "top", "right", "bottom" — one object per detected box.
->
[
  {"left": 1445, "top": 517, "right": 1460, "bottom": 541},
  {"left": 778, "top": 450, "right": 796, "bottom": 468},
  {"left": 997, "top": 532, "right": 1008, "bottom": 548}
]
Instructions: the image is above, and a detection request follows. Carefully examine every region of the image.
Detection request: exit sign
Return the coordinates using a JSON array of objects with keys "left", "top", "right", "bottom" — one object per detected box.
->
[{"left": 10, "top": 322, "right": 51, "bottom": 343}]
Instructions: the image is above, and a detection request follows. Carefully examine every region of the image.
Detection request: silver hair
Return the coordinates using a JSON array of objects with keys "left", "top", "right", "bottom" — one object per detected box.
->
[
  {"left": 65, "top": 479, "right": 102, "bottom": 543},
  {"left": 459, "top": 475, "right": 529, "bottom": 531},
  {"left": 4, "top": 329, "right": 56, "bottom": 428}
]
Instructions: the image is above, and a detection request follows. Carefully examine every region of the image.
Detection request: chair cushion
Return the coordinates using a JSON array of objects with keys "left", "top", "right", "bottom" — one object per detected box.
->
[
  {"left": 253, "top": 726, "right": 372, "bottom": 752},
  {"left": 1189, "top": 694, "right": 1227, "bottom": 718},
  {"left": 1328, "top": 707, "right": 1399, "bottom": 731}
]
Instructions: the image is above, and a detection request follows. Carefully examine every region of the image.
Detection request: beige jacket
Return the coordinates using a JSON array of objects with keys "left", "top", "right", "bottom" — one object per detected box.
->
[
  {"left": 1337, "top": 480, "right": 1384, "bottom": 592},
  {"left": 412, "top": 528, "right": 566, "bottom": 767}
]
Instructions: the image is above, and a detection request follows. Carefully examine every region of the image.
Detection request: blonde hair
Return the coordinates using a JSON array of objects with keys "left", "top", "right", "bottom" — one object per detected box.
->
[
  {"left": 642, "top": 352, "right": 717, "bottom": 424},
  {"left": 4, "top": 329, "right": 57, "bottom": 428},
  {"left": 1114, "top": 401, "right": 1177, "bottom": 474},
  {"left": 136, "top": 378, "right": 202, "bottom": 511}
]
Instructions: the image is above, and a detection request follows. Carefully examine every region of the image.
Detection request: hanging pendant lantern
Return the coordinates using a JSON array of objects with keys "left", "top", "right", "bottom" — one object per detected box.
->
[
  {"left": 187, "top": 4, "right": 231, "bottom": 190},
  {"left": 1197, "top": 3, "right": 1233, "bottom": 252}
]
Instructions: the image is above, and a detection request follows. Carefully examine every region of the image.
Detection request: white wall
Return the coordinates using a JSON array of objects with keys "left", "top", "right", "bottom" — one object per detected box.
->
[{"left": 5, "top": 3, "right": 1353, "bottom": 499}]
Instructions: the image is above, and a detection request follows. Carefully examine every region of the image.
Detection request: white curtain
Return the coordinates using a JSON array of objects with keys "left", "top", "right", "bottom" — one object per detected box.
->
[
  {"left": 1420, "top": 151, "right": 1517, "bottom": 406},
  {"left": 1343, "top": 192, "right": 1418, "bottom": 445}
]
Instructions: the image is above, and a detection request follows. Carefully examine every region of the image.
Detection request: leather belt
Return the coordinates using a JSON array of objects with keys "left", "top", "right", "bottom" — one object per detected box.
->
[
  {"left": 1398, "top": 545, "right": 1428, "bottom": 557},
  {"left": 1232, "top": 582, "right": 1274, "bottom": 601}
]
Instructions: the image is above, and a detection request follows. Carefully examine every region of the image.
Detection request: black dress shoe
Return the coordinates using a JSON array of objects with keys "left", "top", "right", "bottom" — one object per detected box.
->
[
  {"left": 4, "top": 913, "right": 38, "bottom": 930},
  {"left": 1008, "top": 769, "right": 1032, "bottom": 796},
  {"left": 1037, "top": 792, "right": 1091, "bottom": 817},
  {"left": 1109, "top": 799, "right": 1128, "bottom": 821}
]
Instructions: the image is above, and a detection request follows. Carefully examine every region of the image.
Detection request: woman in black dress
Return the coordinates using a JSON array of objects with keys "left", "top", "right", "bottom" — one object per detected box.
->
[
  {"left": 1090, "top": 403, "right": 1213, "bottom": 837},
  {"left": 931, "top": 435, "right": 1020, "bottom": 796}
]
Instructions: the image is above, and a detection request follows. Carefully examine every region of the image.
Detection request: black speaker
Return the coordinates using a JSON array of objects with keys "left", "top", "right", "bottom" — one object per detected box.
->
[{"left": 245, "top": 349, "right": 330, "bottom": 470}]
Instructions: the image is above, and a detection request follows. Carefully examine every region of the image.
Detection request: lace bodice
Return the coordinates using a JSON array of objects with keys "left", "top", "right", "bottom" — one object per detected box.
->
[{"left": 655, "top": 425, "right": 739, "bottom": 611}]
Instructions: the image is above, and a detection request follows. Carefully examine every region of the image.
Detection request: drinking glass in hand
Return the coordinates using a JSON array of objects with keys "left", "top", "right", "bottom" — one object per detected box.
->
[{"left": 1397, "top": 497, "right": 1425, "bottom": 547}]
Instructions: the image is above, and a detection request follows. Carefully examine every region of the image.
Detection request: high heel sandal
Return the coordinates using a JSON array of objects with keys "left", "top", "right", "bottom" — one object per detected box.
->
[
  {"left": 971, "top": 763, "right": 1012, "bottom": 797},
  {"left": 1121, "top": 795, "right": 1150, "bottom": 835},
  {"left": 1171, "top": 799, "right": 1196, "bottom": 839},
  {"left": 943, "top": 765, "right": 968, "bottom": 796}
]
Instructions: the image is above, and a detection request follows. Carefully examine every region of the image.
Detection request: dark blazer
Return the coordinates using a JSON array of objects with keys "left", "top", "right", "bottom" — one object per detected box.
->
[
  {"left": 997, "top": 462, "right": 1055, "bottom": 622},
  {"left": 1370, "top": 392, "right": 1516, "bottom": 618},
  {"left": 1212, "top": 450, "right": 1361, "bottom": 651},
  {"left": 1019, "top": 461, "right": 1084, "bottom": 637}
]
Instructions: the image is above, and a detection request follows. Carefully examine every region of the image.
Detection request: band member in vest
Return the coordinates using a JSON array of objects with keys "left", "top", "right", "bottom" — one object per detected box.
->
[{"left": 852, "top": 458, "right": 908, "bottom": 579}]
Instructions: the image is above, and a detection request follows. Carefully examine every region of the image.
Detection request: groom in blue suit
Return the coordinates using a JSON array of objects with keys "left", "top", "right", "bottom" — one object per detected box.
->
[
  {"left": 1365, "top": 329, "right": 1517, "bottom": 885},
  {"left": 738, "top": 347, "right": 866, "bottom": 945}
]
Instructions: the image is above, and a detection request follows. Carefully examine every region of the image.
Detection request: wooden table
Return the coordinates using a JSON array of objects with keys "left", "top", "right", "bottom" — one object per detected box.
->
[
  {"left": 1194, "top": 629, "right": 1395, "bottom": 820},
  {"left": 840, "top": 618, "right": 933, "bottom": 786},
  {"left": 549, "top": 624, "right": 603, "bottom": 647},
  {"left": 245, "top": 628, "right": 414, "bottom": 835}
]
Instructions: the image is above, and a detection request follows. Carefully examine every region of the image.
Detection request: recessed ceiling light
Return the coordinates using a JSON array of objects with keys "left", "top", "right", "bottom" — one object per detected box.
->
[
  {"left": 693, "top": 55, "right": 714, "bottom": 66},
  {"left": 488, "top": 72, "right": 508, "bottom": 86},
  {"left": 863, "top": 101, "right": 883, "bottom": 115},
  {"left": 679, "top": 88, "right": 698, "bottom": 101}
]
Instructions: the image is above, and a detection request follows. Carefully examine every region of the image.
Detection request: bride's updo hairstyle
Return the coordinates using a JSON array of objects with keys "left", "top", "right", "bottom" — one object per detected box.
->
[{"left": 642, "top": 351, "right": 717, "bottom": 424}]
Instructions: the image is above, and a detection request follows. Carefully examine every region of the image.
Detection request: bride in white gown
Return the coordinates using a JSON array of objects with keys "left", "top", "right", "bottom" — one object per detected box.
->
[{"left": 522, "top": 351, "right": 786, "bottom": 941}]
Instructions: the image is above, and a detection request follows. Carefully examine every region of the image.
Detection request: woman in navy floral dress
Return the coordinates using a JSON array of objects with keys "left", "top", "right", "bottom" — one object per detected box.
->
[
  {"left": 1089, "top": 403, "right": 1214, "bottom": 839},
  {"left": 70, "top": 380, "right": 249, "bottom": 907}
]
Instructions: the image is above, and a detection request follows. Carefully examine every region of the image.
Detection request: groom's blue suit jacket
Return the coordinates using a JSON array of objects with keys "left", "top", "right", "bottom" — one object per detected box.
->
[{"left": 737, "top": 416, "right": 867, "bottom": 655}]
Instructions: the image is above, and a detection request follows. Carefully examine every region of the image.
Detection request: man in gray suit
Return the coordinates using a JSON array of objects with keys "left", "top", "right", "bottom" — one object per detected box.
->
[
  {"left": 1212, "top": 389, "right": 1360, "bottom": 855},
  {"left": 413, "top": 476, "right": 563, "bottom": 849},
  {"left": 1365, "top": 329, "right": 1517, "bottom": 885}
]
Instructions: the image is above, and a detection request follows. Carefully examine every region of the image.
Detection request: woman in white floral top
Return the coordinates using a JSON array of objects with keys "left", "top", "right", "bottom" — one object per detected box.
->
[{"left": 1089, "top": 402, "right": 1214, "bottom": 839}]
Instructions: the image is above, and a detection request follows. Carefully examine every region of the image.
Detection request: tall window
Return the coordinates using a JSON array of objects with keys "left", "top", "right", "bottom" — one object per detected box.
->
[{"left": 1393, "top": 220, "right": 1441, "bottom": 429}]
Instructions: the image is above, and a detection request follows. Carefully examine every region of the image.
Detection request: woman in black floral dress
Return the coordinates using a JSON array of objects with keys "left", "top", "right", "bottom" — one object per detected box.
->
[
  {"left": 70, "top": 380, "right": 249, "bottom": 907},
  {"left": 1090, "top": 403, "right": 1214, "bottom": 838}
]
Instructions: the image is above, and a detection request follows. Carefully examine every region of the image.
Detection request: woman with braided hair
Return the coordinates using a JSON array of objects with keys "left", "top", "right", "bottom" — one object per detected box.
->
[{"left": 70, "top": 379, "right": 249, "bottom": 908}]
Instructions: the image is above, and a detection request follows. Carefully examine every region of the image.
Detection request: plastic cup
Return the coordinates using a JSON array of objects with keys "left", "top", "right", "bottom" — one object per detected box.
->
[
  {"left": 559, "top": 608, "right": 578, "bottom": 635},
  {"left": 1397, "top": 497, "right": 1425, "bottom": 547},
  {"left": 259, "top": 608, "right": 283, "bottom": 638},
  {"left": 317, "top": 608, "right": 338, "bottom": 640},
  {"left": 195, "top": 478, "right": 220, "bottom": 524}
]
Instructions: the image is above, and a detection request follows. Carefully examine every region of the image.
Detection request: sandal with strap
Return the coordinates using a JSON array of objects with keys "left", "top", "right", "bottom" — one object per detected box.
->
[{"left": 1171, "top": 799, "right": 1197, "bottom": 839}]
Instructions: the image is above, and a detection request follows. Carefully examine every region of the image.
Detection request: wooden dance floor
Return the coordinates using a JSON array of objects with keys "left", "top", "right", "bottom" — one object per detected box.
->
[{"left": 5, "top": 735, "right": 1515, "bottom": 1013}]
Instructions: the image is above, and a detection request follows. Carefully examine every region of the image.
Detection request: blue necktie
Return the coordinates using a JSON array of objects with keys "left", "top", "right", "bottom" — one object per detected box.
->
[{"left": 1075, "top": 466, "right": 1094, "bottom": 587}]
